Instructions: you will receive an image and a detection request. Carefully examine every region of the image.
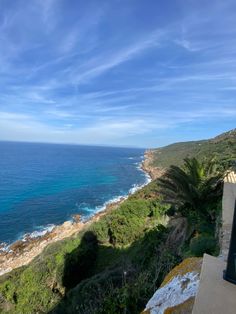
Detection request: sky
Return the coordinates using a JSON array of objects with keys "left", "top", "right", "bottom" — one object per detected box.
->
[{"left": 0, "top": 0, "right": 235, "bottom": 148}]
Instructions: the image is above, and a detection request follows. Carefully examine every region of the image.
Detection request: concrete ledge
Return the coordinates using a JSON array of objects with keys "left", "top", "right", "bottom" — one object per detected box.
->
[
  {"left": 221, "top": 173, "right": 236, "bottom": 261},
  {"left": 192, "top": 254, "right": 236, "bottom": 314}
]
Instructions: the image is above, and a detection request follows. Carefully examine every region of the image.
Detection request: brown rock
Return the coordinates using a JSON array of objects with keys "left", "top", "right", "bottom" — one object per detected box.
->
[
  {"left": 72, "top": 214, "right": 81, "bottom": 223},
  {"left": 9, "top": 240, "right": 27, "bottom": 253}
]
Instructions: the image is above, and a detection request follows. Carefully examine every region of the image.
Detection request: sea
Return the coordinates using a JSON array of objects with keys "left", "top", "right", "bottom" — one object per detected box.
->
[{"left": 0, "top": 141, "right": 150, "bottom": 247}]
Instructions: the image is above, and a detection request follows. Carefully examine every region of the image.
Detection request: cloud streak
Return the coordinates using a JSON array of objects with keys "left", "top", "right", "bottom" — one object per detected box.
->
[{"left": 0, "top": 0, "right": 235, "bottom": 146}]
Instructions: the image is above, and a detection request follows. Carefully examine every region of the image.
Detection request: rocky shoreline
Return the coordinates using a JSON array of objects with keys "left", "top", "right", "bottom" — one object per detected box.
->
[
  {"left": 0, "top": 197, "right": 127, "bottom": 276},
  {"left": 141, "top": 149, "right": 165, "bottom": 180},
  {"left": 0, "top": 152, "right": 156, "bottom": 277}
]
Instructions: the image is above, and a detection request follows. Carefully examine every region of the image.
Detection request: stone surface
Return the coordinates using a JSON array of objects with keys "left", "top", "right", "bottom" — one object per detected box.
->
[
  {"left": 72, "top": 214, "right": 81, "bottom": 223},
  {"left": 142, "top": 258, "right": 202, "bottom": 314},
  {"left": 192, "top": 172, "right": 236, "bottom": 314},
  {"left": 221, "top": 171, "right": 236, "bottom": 261},
  {"left": 192, "top": 254, "right": 236, "bottom": 314}
]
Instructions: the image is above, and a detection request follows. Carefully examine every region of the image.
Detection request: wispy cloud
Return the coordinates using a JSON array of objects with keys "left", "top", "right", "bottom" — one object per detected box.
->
[
  {"left": 0, "top": 0, "right": 235, "bottom": 146},
  {"left": 1, "top": 103, "right": 235, "bottom": 145}
]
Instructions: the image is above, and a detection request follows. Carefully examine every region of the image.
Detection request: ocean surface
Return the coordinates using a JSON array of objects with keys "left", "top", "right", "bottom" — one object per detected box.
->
[{"left": 0, "top": 141, "right": 148, "bottom": 245}]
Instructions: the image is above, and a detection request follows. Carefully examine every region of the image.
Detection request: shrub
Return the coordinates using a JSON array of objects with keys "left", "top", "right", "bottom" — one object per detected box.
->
[
  {"left": 149, "top": 201, "right": 169, "bottom": 218},
  {"left": 118, "top": 199, "right": 152, "bottom": 218},
  {"left": 91, "top": 219, "right": 109, "bottom": 243},
  {"left": 107, "top": 214, "right": 144, "bottom": 246},
  {"left": 90, "top": 199, "right": 167, "bottom": 247},
  {"left": 189, "top": 235, "right": 218, "bottom": 257}
]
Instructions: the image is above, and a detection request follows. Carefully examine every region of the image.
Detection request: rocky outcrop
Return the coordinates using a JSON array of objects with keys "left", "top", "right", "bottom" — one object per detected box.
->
[
  {"left": 142, "top": 150, "right": 165, "bottom": 180},
  {"left": 142, "top": 258, "right": 202, "bottom": 314}
]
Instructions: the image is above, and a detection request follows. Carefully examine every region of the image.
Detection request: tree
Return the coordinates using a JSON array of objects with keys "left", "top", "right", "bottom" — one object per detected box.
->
[{"left": 158, "top": 157, "right": 223, "bottom": 220}]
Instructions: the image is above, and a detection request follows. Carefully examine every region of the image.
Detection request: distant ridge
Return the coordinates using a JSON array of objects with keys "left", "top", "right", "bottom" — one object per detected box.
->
[
  {"left": 151, "top": 128, "right": 236, "bottom": 168},
  {"left": 211, "top": 128, "right": 236, "bottom": 142}
]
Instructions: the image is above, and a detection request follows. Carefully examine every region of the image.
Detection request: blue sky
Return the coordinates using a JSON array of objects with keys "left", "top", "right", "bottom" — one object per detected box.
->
[{"left": 0, "top": 0, "right": 235, "bottom": 147}]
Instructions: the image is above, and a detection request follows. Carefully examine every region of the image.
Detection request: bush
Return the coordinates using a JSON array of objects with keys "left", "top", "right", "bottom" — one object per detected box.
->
[
  {"left": 118, "top": 199, "right": 152, "bottom": 218},
  {"left": 91, "top": 219, "right": 109, "bottom": 243},
  {"left": 149, "top": 201, "right": 169, "bottom": 218},
  {"left": 189, "top": 235, "right": 218, "bottom": 257},
  {"left": 90, "top": 199, "right": 167, "bottom": 246},
  {"left": 107, "top": 214, "right": 144, "bottom": 246}
]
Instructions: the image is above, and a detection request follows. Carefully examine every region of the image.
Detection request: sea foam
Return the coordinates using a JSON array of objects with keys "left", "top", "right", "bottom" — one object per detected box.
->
[{"left": 0, "top": 152, "right": 150, "bottom": 251}]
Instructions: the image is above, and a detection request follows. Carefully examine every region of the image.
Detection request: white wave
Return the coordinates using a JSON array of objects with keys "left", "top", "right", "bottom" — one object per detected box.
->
[
  {"left": 22, "top": 224, "right": 55, "bottom": 241},
  {"left": 105, "top": 195, "right": 127, "bottom": 205},
  {"left": 0, "top": 224, "right": 56, "bottom": 253},
  {"left": 136, "top": 160, "right": 152, "bottom": 183},
  {"left": 79, "top": 194, "right": 129, "bottom": 222},
  {"left": 0, "top": 242, "right": 11, "bottom": 253},
  {"left": 128, "top": 159, "right": 152, "bottom": 195},
  {"left": 1, "top": 153, "right": 151, "bottom": 253},
  {"left": 136, "top": 164, "right": 142, "bottom": 171},
  {"left": 128, "top": 178, "right": 150, "bottom": 195},
  {"left": 144, "top": 172, "right": 152, "bottom": 184},
  {"left": 82, "top": 206, "right": 96, "bottom": 213},
  {"left": 129, "top": 184, "right": 140, "bottom": 194},
  {"left": 93, "top": 195, "right": 127, "bottom": 213}
]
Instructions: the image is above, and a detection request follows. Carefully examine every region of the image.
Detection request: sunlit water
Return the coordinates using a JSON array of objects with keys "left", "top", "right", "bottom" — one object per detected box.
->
[{"left": 0, "top": 141, "right": 148, "bottom": 244}]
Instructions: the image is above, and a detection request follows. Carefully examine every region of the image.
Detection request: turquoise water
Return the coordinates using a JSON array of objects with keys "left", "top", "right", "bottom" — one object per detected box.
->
[{"left": 0, "top": 141, "right": 148, "bottom": 244}]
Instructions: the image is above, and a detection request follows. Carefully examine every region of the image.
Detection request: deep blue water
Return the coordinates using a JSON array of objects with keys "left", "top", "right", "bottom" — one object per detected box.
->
[{"left": 0, "top": 141, "right": 147, "bottom": 244}]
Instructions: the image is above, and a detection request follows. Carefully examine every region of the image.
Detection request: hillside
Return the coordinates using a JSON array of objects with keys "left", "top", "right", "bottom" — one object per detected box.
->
[
  {"left": 0, "top": 129, "right": 234, "bottom": 313},
  {"left": 0, "top": 196, "right": 176, "bottom": 313},
  {"left": 151, "top": 128, "right": 236, "bottom": 169}
]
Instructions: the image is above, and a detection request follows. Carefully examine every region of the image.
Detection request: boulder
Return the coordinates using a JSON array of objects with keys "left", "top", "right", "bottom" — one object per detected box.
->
[
  {"left": 9, "top": 240, "right": 27, "bottom": 253},
  {"left": 142, "top": 258, "right": 202, "bottom": 314},
  {"left": 72, "top": 214, "right": 81, "bottom": 223}
]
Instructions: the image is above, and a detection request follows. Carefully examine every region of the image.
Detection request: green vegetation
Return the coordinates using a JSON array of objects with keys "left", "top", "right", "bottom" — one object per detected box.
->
[
  {"left": 151, "top": 128, "right": 236, "bottom": 169},
  {"left": 189, "top": 235, "right": 218, "bottom": 257},
  {"left": 0, "top": 129, "right": 234, "bottom": 313},
  {"left": 158, "top": 157, "right": 223, "bottom": 221},
  {"left": 158, "top": 157, "right": 223, "bottom": 258},
  {"left": 0, "top": 198, "right": 176, "bottom": 314}
]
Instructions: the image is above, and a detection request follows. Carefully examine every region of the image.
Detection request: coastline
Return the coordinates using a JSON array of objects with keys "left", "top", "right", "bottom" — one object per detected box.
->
[
  {"left": 141, "top": 149, "right": 165, "bottom": 180},
  {"left": 0, "top": 152, "right": 155, "bottom": 276},
  {"left": 0, "top": 198, "right": 124, "bottom": 276}
]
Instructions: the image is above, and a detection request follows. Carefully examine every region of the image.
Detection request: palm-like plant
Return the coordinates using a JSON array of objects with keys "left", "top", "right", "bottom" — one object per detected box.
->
[{"left": 158, "top": 157, "right": 223, "bottom": 219}]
